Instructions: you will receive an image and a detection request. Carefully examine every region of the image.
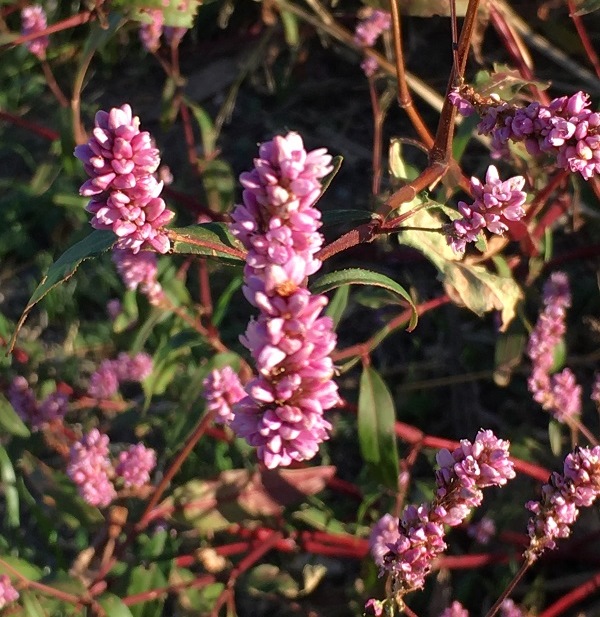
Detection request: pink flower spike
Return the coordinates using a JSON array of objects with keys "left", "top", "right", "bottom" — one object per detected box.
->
[
  {"left": 116, "top": 443, "right": 156, "bottom": 487},
  {"left": 139, "top": 9, "right": 164, "bottom": 52},
  {"left": 21, "top": 5, "right": 49, "bottom": 59},
  {"left": 439, "top": 601, "right": 469, "bottom": 617},
  {"left": 229, "top": 133, "right": 339, "bottom": 467},
  {"left": 0, "top": 575, "right": 19, "bottom": 609},
  {"left": 447, "top": 165, "right": 527, "bottom": 253},
  {"left": 67, "top": 429, "right": 116, "bottom": 508},
  {"left": 75, "top": 104, "right": 174, "bottom": 252},
  {"left": 203, "top": 367, "right": 246, "bottom": 425},
  {"left": 527, "top": 446, "right": 600, "bottom": 559}
]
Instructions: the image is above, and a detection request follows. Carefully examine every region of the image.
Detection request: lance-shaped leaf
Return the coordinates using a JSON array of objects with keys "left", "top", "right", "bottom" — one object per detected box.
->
[
  {"left": 571, "top": 0, "right": 600, "bottom": 15},
  {"left": 310, "top": 267, "right": 417, "bottom": 331},
  {"left": 397, "top": 205, "right": 522, "bottom": 330},
  {"left": 167, "top": 223, "right": 246, "bottom": 263},
  {"left": 319, "top": 155, "right": 343, "bottom": 196},
  {"left": 11, "top": 230, "right": 116, "bottom": 352},
  {"left": 358, "top": 366, "right": 399, "bottom": 489},
  {"left": 169, "top": 466, "right": 336, "bottom": 536},
  {"left": 0, "top": 394, "right": 30, "bottom": 438}
]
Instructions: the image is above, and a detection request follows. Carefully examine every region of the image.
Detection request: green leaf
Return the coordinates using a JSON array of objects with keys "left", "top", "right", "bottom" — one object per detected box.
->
[
  {"left": 81, "top": 12, "right": 125, "bottom": 58},
  {"left": 571, "top": 0, "right": 600, "bottom": 15},
  {"left": 0, "top": 394, "right": 30, "bottom": 438},
  {"left": 202, "top": 159, "right": 236, "bottom": 213},
  {"left": 397, "top": 205, "right": 522, "bottom": 330},
  {"left": 473, "top": 64, "right": 549, "bottom": 100},
  {"left": 325, "top": 285, "right": 349, "bottom": 329},
  {"left": 168, "top": 223, "right": 246, "bottom": 263},
  {"left": 320, "top": 209, "right": 375, "bottom": 229},
  {"left": 127, "top": 564, "right": 167, "bottom": 617},
  {"left": 549, "top": 420, "right": 564, "bottom": 457},
  {"left": 493, "top": 324, "right": 526, "bottom": 387},
  {"left": 11, "top": 230, "right": 116, "bottom": 351},
  {"left": 280, "top": 10, "right": 300, "bottom": 47},
  {"left": 310, "top": 268, "right": 417, "bottom": 331},
  {"left": 358, "top": 366, "right": 399, "bottom": 489},
  {"left": 0, "top": 556, "right": 42, "bottom": 581},
  {"left": 21, "top": 591, "right": 46, "bottom": 617},
  {"left": 0, "top": 445, "right": 19, "bottom": 527},
  {"left": 112, "top": 0, "right": 201, "bottom": 27},
  {"left": 319, "top": 155, "right": 343, "bottom": 196},
  {"left": 452, "top": 114, "right": 480, "bottom": 163},
  {"left": 212, "top": 275, "right": 243, "bottom": 327},
  {"left": 97, "top": 594, "right": 135, "bottom": 617},
  {"left": 184, "top": 98, "right": 217, "bottom": 155}
]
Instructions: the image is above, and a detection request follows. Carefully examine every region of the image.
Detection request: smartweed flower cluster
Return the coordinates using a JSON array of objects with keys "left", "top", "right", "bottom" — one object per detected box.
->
[
  {"left": 4, "top": 2, "right": 600, "bottom": 616},
  {"left": 451, "top": 88, "right": 600, "bottom": 179},
  {"left": 373, "top": 430, "right": 515, "bottom": 594},
  {"left": 526, "top": 272, "right": 582, "bottom": 423},
  {"left": 228, "top": 133, "right": 340, "bottom": 468}
]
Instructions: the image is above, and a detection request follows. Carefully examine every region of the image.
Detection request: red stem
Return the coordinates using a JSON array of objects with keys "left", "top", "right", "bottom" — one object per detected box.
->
[
  {"left": 122, "top": 574, "right": 216, "bottom": 606},
  {"left": 567, "top": 0, "right": 600, "bottom": 79},
  {"left": 0, "top": 110, "right": 59, "bottom": 141},
  {"left": 539, "top": 569, "right": 600, "bottom": 617},
  {"left": 488, "top": 6, "right": 550, "bottom": 105},
  {"left": 137, "top": 410, "right": 217, "bottom": 530},
  {"left": 8, "top": 11, "right": 93, "bottom": 47}
]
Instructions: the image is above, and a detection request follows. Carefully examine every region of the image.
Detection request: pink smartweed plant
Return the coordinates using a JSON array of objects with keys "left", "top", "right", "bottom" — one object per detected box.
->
[
  {"left": 467, "top": 515, "right": 496, "bottom": 544},
  {"left": 229, "top": 132, "right": 340, "bottom": 468},
  {"left": 115, "top": 443, "right": 156, "bottom": 488},
  {"left": 112, "top": 248, "right": 165, "bottom": 306},
  {"left": 378, "top": 430, "right": 515, "bottom": 594},
  {"left": 8, "top": 376, "right": 68, "bottom": 430},
  {"left": 203, "top": 367, "right": 246, "bottom": 425},
  {"left": 526, "top": 272, "right": 582, "bottom": 423},
  {"left": 446, "top": 165, "right": 527, "bottom": 253},
  {"left": 526, "top": 446, "right": 600, "bottom": 560},
  {"left": 439, "top": 602, "right": 469, "bottom": 617},
  {"left": 88, "top": 352, "right": 153, "bottom": 399},
  {"left": 139, "top": 9, "right": 164, "bottom": 53},
  {"left": 115, "top": 351, "right": 153, "bottom": 382},
  {"left": 354, "top": 9, "right": 391, "bottom": 47},
  {"left": 67, "top": 429, "right": 116, "bottom": 508},
  {"left": 74, "top": 104, "right": 174, "bottom": 253},
  {"left": 451, "top": 88, "right": 600, "bottom": 180},
  {"left": 21, "top": 5, "right": 49, "bottom": 59},
  {"left": 354, "top": 8, "right": 391, "bottom": 77},
  {"left": 0, "top": 575, "right": 19, "bottom": 609}
]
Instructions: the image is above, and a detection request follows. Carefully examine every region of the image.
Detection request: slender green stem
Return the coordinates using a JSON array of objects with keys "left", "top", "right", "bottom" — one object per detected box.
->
[{"left": 484, "top": 559, "right": 532, "bottom": 617}]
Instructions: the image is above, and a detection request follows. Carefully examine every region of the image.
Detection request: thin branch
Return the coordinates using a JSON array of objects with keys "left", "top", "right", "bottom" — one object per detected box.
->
[
  {"left": 430, "top": 0, "right": 481, "bottom": 164},
  {"left": 388, "top": 0, "right": 434, "bottom": 147},
  {"left": 5, "top": 10, "right": 93, "bottom": 49},
  {"left": 484, "top": 559, "right": 532, "bottom": 617},
  {"left": 136, "top": 410, "right": 217, "bottom": 530},
  {"left": 567, "top": 0, "right": 600, "bottom": 79},
  {"left": 0, "top": 558, "right": 83, "bottom": 606},
  {"left": 41, "top": 60, "right": 69, "bottom": 108}
]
